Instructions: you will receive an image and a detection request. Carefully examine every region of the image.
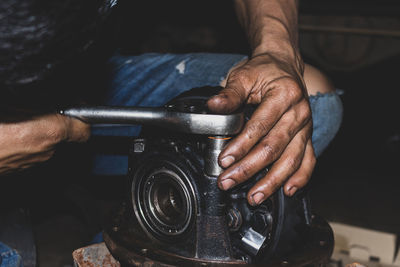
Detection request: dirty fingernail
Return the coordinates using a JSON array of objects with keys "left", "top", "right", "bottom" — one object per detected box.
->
[
  {"left": 251, "top": 192, "right": 265, "bottom": 205},
  {"left": 288, "top": 186, "right": 298, "bottom": 197},
  {"left": 220, "top": 155, "right": 235, "bottom": 168},
  {"left": 220, "top": 179, "right": 236, "bottom": 190}
]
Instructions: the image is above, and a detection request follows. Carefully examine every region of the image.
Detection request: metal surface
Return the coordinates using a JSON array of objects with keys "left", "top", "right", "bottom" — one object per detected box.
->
[
  {"left": 240, "top": 227, "right": 267, "bottom": 256},
  {"left": 108, "top": 135, "right": 334, "bottom": 266},
  {"left": 204, "top": 136, "right": 231, "bottom": 176},
  {"left": 60, "top": 106, "right": 244, "bottom": 135},
  {"left": 133, "top": 167, "right": 196, "bottom": 239},
  {"left": 73, "top": 239, "right": 363, "bottom": 267},
  {"left": 97, "top": 87, "right": 334, "bottom": 266},
  {"left": 72, "top": 242, "right": 120, "bottom": 267},
  {"left": 104, "top": 213, "right": 334, "bottom": 266}
]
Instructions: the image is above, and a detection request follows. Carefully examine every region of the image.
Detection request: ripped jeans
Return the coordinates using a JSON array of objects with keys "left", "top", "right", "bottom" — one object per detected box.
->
[
  {"left": 0, "top": 52, "right": 343, "bottom": 266},
  {"left": 0, "top": 244, "right": 22, "bottom": 267},
  {"left": 91, "top": 52, "right": 343, "bottom": 175}
]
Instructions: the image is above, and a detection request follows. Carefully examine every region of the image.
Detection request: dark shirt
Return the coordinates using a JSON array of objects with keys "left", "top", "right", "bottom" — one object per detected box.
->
[{"left": 0, "top": 0, "right": 118, "bottom": 117}]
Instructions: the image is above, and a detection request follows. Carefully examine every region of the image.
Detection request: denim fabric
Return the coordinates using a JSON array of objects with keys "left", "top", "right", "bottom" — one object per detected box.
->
[
  {"left": 309, "top": 91, "right": 343, "bottom": 157},
  {"left": 91, "top": 52, "right": 343, "bottom": 175},
  {"left": 0, "top": 243, "right": 22, "bottom": 267}
]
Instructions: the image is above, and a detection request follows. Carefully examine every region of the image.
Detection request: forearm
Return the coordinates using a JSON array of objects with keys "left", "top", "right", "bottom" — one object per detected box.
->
[{"left": 235, "top": 0, "right": 300, "bottom": 63}]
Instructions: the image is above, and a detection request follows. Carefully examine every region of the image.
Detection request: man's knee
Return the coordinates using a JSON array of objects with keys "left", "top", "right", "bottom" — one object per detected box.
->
[
  {"left": 305, "top": 63, "right": 343, "bottom": 157},
  {"left": 304, "top": 64, "right": 335, "bottom": 96}
]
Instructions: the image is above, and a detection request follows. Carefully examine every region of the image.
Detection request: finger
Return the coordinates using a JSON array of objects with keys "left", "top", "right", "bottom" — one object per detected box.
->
[
  {"left": 6, "top": 150, "right": 56, "bottom": 167},
  {"left": 0, "top": 150, "right": 55, "bottom": 175},
  {"left": 246, "top": 130, "right": 309, "bottom": 206},
  {"left": 218, "top": 118, "right": 312, "bottom": 190},
  {"left": 17, "top": 150, "right": 56, "bottom": 164},
  {"left": 207, "top": 75, "right": 249, "bottom": 114},
  {"left": 61, "top": 115, "right": 91, "bottom": 142},
  {"left": 0, "top": 165, "right": 34, "bottom": 175},
  {"left": 219, "top": 98, "right": 310, "bottom": 169},
  {"left": 284, "top": 140, "right": 316, "bottom": 196},
  {"left": 29, "top": 114, "right": 89, "bottom": 144},
  {"left": 217, "top": 88, "right": 290, "bottom": 168}
]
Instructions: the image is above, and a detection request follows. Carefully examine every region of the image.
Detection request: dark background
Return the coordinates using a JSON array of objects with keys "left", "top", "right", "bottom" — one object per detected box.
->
[{"left": 1, "top": 1, "right": 400, "bottom": 266}]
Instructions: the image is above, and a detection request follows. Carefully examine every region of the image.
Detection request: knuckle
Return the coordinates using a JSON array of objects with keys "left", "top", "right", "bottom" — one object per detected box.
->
[
  {"left": 298, "top": 103, "right": 312, "bottom": 122},
  {"left": 228, "top": 69, "right": 255, "bottom": 94},
  {"left": 47, "top": 127, "right": 64, "bottom": 143},
  {"left": 254, "top": 119, "right": 270, "bottom": 133},
  {"left": 264, "top": 176, "right": 282, "bottom": 195},
  {"left": 245, "top": 120, "right": 268, "bottom": 140},
  {"left": 235, "top": 163, "right": 251, "bottom": 180},
  {"left": 298, "top": 131, "right": 309, "bottom": 144},
  {"left": 286, "top": 156, "right": 301, "bottom": 172},
  {"left": 230, "top": 68, "right": 251, "bottom": 83},
  {"left": 260, "top": 142, "right": 278, "bottom": 161},
  {"left": 46, "top": 116, "right": 67, "bottom": 143},
  {"left": 285, "top": 82, "right": 303, "bottom": 102},
  {"left": 237, "top": 146, "right": 248, "bottom": 158},
  {"left": 282, "top": 109, "right": 296, "bottom": 123},
  {"left": 275, "top": 130, "right": 291, "bottom": 143}
]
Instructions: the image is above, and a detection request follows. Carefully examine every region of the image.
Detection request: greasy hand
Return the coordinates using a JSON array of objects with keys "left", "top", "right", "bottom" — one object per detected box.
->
[
  {"left": 207, "top": 53, "right": 315, "bottom": 205},
  {"left": 0, "top": 114, "right": 90, "bottom": 175}
]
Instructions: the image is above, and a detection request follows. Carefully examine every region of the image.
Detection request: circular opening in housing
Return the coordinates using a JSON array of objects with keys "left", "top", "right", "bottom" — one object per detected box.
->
[
  {"left": 133, "top": 165, "right": 196, "bottom": 240},
  {"left": 149, "top": 175, "right": 187, "bottom": 227}
]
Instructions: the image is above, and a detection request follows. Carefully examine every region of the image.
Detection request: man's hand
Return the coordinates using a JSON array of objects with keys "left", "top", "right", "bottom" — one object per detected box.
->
[
  {"left": 207, "top": 53, "right": 315, "bottom": 206},
  {"left": 206, "top": 0, "right": 315, "bottom": 205},
  {"left": 0, "top": 114, "right": 90, "bottom": 175}
]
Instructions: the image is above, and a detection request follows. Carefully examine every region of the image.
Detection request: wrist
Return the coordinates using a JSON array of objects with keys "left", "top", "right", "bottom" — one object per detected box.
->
[
  {"left": 252, "top": 39, "right": 297, "bottom": 60},
  {"left": 249, "top": 15, "right": 297, "bottom": 54},
  {"left": 252, "top": 43, "right": 304, "bottom": 76}
]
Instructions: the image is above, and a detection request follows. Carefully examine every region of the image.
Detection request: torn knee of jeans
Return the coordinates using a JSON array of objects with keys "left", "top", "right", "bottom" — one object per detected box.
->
[
  {"left": 175, "top": 60, "right": 187, "bottom": 74},
  {"left": 308, "top": 89, "right": 344, "bottom": 99}
]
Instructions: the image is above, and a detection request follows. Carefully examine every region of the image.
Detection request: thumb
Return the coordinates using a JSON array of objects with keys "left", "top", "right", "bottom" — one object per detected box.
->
[{"left": 207, "top": 79, "right": 248, "bottom": 114}]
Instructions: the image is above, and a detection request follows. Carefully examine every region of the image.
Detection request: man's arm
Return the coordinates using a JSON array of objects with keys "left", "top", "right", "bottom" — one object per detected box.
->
[
  {"left": 235, "top": 0, "right": 302, "bottom": 67},
  {"left": 0, "top": 115, "right": 90, "bottom": 175},
  {"left": 207, "top": 0, "right": 315, "bottom": 205}
]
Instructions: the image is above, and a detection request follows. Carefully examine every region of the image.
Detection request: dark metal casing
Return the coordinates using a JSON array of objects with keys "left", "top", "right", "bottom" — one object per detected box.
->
[{"left": 102, "top": 86, "right": 334, "bottom": 266}]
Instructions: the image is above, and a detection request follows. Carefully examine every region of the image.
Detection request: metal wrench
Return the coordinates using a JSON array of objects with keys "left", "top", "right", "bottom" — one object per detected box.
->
[{"left": 60, "top": 106, "right": 244, "bottom": 135}]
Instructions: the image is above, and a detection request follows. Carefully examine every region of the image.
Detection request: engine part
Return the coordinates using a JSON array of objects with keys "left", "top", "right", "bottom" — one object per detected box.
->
[{"left": 96, "top": 86, "right": 334, "bottom": 266}]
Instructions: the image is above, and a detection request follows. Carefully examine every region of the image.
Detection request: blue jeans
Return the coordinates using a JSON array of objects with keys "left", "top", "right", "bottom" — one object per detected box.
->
[
  {"left": 0, "top": 52, "right": 343, "bottom": 265},
  {"left": 0, "top": 243, "right": 22, "bottom": 267},
  {"left": 91, "top": 52, "right": 343, "bottom": 175}
]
